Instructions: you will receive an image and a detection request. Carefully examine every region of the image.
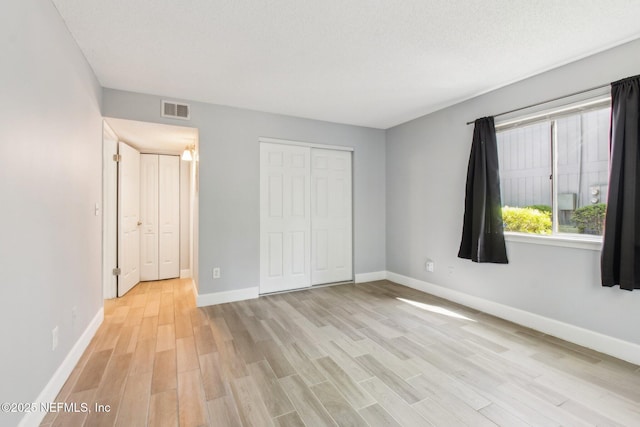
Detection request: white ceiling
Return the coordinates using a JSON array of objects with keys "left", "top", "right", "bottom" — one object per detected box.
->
[
  {"left": 106, "top": 117, "right": 198, "bottom": 155},
  {"left": 53, "top": 0, "right": 640, "bottom": 129}
]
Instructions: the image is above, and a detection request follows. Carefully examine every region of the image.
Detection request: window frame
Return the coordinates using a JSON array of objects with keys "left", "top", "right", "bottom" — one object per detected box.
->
[{"left": 495, "top": 94, "right": 611, "bottom": 248}]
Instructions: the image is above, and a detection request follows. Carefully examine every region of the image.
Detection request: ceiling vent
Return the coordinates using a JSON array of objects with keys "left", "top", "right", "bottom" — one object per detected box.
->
[{"left": 161, "top": 100, "right": 190, "bottom": 120}]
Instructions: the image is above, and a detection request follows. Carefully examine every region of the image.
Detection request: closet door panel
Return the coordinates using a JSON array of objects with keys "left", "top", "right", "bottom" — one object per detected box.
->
[
  {"left": 260, "top": 143, "right": 311, "bottom": 293},
  {"left": 311, "top": 149, "right": 353, "bottom": 285},
  {"left": 159, "top": 155, "right": 180, "bottom": 280},
  {"left": 140, "top": 154, "right": 159, "bottom": 281}
]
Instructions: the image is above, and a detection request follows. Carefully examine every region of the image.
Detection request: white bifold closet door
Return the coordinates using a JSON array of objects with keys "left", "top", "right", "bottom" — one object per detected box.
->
[
  {"left": 260, "top": 142, "right": 352, "bottom": 294},
  {"left": 140, "top": 154, "right": 180, "bottom": 281},
  {"left": 140, "top": 154, "right": 159, "bottom": 280}
]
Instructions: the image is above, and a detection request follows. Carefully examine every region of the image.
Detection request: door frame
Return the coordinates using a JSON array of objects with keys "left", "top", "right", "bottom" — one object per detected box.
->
[
  {"left": 102, "top": 122, "right": 118, "bottom": 299},
  {"left": 258, "top": 137, "right": 355, "bottom": 294},
  {"left": 102, "top": 118, "right": 200, "bottom": 299},
  {"left": 259, "top": 137, "right": 354, "bottom": 153}
]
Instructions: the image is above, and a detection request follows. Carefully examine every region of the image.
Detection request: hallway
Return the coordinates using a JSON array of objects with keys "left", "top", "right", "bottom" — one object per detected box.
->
[{"left": 41, "top": 279, "right": 199, "bottom": 426}]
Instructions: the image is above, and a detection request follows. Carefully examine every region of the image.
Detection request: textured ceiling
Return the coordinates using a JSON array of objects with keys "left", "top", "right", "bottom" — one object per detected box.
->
[{"left": 53, "top": 0, "right": 640, "bottom": 129}]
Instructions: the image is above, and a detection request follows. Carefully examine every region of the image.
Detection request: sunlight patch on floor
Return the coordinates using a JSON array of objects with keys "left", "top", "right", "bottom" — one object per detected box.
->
[{"left": 396, "top": 297, "right": 476, "bottom": 322}]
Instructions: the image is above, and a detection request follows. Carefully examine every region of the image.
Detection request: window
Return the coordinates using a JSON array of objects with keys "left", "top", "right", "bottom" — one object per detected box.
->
[{"left": 496, "top": 98, "right": 610, "bottom": 237}]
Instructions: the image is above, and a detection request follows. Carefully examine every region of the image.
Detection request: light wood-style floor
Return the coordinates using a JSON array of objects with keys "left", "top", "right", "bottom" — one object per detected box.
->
[{"left": 42, "top": 278, "right": 640, "bottom": 426}]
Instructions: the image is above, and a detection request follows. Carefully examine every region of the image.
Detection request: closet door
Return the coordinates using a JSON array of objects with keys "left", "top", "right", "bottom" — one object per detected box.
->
[
  {"left": 159, "top": 155, "right": 180, "bottom": 280},
  {"left": 260, "top": 143, "right": 311, "bottom": 293},
  {"left": 311, "top": 149, "right": 353, "bottom": 284},
  {"left": 140, "top": 154, "right": 159, "bottom": 281}
]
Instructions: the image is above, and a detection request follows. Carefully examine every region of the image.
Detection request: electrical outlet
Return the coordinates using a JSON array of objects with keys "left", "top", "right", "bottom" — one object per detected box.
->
[
  {"left": 213, "top": 267, "right": 221, "bottom": 279},
  {"left": 52, "top": 326, "right": 59, "bottom": 351},
  {"left": 425, "top": 259, "right": 434, "bottom": 272}
]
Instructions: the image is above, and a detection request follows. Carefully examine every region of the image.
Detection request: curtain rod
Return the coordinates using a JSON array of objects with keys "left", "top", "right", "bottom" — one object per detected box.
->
[{"left": 465, "top": 83, "right": 610, "bottom": 125}]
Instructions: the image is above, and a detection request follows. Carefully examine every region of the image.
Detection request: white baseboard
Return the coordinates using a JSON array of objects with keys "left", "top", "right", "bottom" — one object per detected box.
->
[
  {"left": 386, "top": 271, "right": 640, "bottom": 365},
  {"left": 197, "top": 286, "right": 259, "bottom": 307},
  {"left": 180, "top": 269, "right": 191, "bottom": 279},
  {"left": 189, "top": 278, "right": 198, "bottom": 304},
  {"left": 19, "top": 307, "right": 104, "bottom": 427},
  {"left": 354, "top": 271, "right": 388, "bottom": 283}
]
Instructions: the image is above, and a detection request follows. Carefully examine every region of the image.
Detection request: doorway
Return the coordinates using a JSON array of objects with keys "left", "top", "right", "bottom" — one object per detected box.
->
[{"left": 102, "top": 118, "right": 199, "bottom": 298}]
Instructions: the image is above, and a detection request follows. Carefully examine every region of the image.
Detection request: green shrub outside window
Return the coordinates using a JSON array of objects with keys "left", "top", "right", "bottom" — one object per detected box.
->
[
  {"left": 502, "top": 206, "right": 552, "bottom": 234},
  {"left": 501, "top": 204, "right": 606, "bottom": 235},
  {"left": 571, "top": 203, "right": 606, "bottom": 235}
]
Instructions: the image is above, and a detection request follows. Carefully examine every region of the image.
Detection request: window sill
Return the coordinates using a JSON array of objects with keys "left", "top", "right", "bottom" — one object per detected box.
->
[{"left": 504, "top": 232, "right": 602, "bottom": 251}]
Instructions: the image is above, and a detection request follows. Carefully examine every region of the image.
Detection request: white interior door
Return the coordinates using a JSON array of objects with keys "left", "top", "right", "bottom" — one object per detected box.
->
[
  {"left": 260, "top": 143, "right": 311, "bottom": 293},
  {"left": 159, "top": 155, "right": 180, "bottom": 279},
  {"left": 140, "top": 154, "right": 159, "bottom": 281},
  {"left": 117, "top": 142, "right": 141, "bottom": 296},
  {"left": 311, "top": 149, "right": 353, "bottom": 284}
]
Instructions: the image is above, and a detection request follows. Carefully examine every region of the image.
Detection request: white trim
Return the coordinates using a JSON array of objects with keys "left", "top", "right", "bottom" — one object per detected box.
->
[
  {"left": 180, "top": 269, "right": 191, "bottom": 278},
  {"left": 495, "top": 94, "right": 611, "bottom": 130},
  {"left": 102, "top": 121, "right": 118, "bottom": 300},
  {"left": 19, "top": 308, "right": 104, "bottom": 427},
  {"left": 386, "top": 271, "right": 640, "bottom": 365},
  {"left": 355, "top": 271, "right": 387, "bottom": 283},
  {"left": 505, "top": 232, "right": 602, "bottom": 251},
  {"left": 258, "top": 136, "right": 354, "bottom": 152},
  {"left": 197, "top": 286, "right": 259, "bottom": 307},
  {"left": 190, "top": 278, "right": 198, "bottom": 302},
  {"left": 103, "top": 121, "right": 118, "bottom": 140}
]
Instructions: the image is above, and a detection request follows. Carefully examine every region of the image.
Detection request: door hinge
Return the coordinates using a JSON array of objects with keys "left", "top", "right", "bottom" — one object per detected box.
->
[
  {"left": 113, "top": 154, "right": 122, "bottom": 162},
  {"left": 112, "top": 267, "right": 121, "bottom": 276}
]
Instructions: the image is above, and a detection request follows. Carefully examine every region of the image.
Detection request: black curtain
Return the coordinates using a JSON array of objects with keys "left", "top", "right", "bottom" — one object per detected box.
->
[
  {"left": 458, "top": 117, "right": 508, "bottom": 263},
  {"left": 602, "top": 75, "right": 640, "bottom": 290}
]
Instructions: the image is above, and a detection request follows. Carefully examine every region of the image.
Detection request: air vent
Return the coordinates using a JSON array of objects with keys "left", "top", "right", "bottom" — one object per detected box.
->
[{"left": 161, "top": 100, "right": 190, "bottom": 120}]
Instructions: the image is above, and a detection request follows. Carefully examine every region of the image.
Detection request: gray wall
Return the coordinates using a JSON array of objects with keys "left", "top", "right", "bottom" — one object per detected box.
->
[
  {"left": 386, "top": 38, "right": 640, "bottom": 345},
  {"left": 180, "top": 160, "right": 191, "bottom": 271},
  {"left": 103, "top": 90, "right": 386, "bottom": 294},
  {"left": 0, "top": 0, "right": 103, "bottom": 423}
]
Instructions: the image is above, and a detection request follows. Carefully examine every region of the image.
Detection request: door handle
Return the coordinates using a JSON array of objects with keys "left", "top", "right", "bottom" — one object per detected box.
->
[{"left": 137, "top": 221, "right": 142, "bottom": 226}]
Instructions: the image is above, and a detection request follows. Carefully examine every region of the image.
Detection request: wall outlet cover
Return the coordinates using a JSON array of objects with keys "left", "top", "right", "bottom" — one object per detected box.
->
[{"left": 425, "top": 260, "right": 434, "bottom": 272}]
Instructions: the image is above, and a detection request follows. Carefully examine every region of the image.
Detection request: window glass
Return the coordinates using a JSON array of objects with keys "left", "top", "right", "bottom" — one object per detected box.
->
[{"left": 496, "top": 104, "right": 609, "bottom": 236}]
